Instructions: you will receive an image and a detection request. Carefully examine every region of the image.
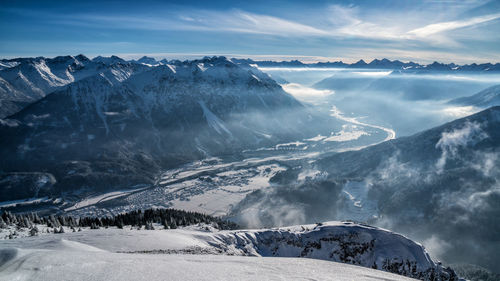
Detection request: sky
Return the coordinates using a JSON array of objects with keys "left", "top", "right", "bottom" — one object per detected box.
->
[{"left": 1, "top": 0, "right": 500, "bottom": 63}]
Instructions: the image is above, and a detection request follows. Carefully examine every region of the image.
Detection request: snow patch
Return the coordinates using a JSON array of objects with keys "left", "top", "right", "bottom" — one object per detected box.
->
[{"left": 198, "top": 100, "right": 232, "bottom": 137}]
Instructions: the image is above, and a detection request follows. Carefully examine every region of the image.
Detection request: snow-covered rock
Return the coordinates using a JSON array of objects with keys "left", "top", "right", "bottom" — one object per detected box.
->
[{"left": 209, "top": 222, "right": 458, "bottom": 280}]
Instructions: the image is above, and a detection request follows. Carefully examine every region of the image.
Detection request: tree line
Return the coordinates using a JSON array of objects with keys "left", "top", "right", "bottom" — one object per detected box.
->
[{"left": 0, "top": 208, "right": 239, "bottom": 236}]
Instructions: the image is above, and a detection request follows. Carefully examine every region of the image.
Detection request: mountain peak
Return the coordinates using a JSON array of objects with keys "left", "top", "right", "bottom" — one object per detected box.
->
[
  {"left": 353, "top": 59, "right": 367, "bottom": 65},
  {"left": 195, "top": 56, "right": 235, "bottom": 67},
  {"left": 136, "top": 56, "right": 158, "bottom": 65},
  {"left": 92, "top": 55, "right": 126, "bottom": 65},
  {"left": 75, "top": 54, "right": 90, "bottom": 63}
]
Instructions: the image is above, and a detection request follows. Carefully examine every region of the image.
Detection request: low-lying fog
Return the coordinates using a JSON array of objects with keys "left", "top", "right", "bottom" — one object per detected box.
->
[{"left": 262, "top": 67, "right": 500, "bottom": 137}]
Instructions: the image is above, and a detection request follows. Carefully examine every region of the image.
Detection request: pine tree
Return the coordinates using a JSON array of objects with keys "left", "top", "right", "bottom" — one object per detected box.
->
[
  {"left": 30, "top": 226, "right": 39, "bottom": 236},
  {"left": 0, "top": 216, "right": 7, "bottom": 229}
]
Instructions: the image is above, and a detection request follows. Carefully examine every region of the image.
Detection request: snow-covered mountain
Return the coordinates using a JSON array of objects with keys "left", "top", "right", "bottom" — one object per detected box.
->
[
  {"left": 0, "top": 220, "right": 459, "bottom": 281},
  {"left": 91, "top": 55, "right": 127, "bottom": 65},
  {"left": 0, "top": 55, "right": 149, "bottom": 118},
  {"left": 0, "top": 56, "right": 340, "bottom": 203},
  {"left": 134, "top": 56, "right": 160, "bottom": 66},
  {"left": 449, "top": 84, "right": 500, "bottom": 108},
  {"left": 235, "top": 58, "right": 500, "bottom": 72},
  {"left": 2, "top": 55, "right": 497, "bottom": 119}
]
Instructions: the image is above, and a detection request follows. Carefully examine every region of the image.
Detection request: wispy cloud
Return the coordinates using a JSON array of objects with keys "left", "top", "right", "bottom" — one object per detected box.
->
[
  {"left": 408, "top": 12, "right": 500, "bottom": 37},
  {"left": 326, "top": 5, "right": 404, "bottom": 40},
  {"left": 325, "top": 4, "right": 500, "bottom": 46},
  {"left": 9, "top": 4, "right": 500, "bottom": 43},
  {"left": 43, "top": 9, "right": 328, "bottom": 37},
  {"left": 221, "top": 11, "right": 329, "bottom": 36},
  {"left": 1, "top": 1, "right": 499, "bottom": 63}
]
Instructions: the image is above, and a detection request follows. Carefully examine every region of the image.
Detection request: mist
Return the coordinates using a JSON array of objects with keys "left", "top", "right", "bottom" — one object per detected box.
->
[
  {"left": 230, "top": 141, "right": 500, "bottom": 272},
  {"left": 263, "top": 67, "right": 500, "bottom": 137},
  {"left": 228, "top": 71, "right": 500, "bottom": 273}
]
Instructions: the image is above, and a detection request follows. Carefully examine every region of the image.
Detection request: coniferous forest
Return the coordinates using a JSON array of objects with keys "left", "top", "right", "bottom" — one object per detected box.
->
[{"left": 0, "top": 208, "right": 239, "bottom": 237}]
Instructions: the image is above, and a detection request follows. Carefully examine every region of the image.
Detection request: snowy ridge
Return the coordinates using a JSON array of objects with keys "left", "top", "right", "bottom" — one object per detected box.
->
[
  {"left": 208, "top": 222, "right": 456, "bottom": 280},
  {"left": 0, "top": 55, "right": 149, "bottom": 118},
  {"left": 0, "top": 55, "right": 288, "bottom": 118},
  {"left": 0, "top": 221, "right": 459, "bottom": 281}
]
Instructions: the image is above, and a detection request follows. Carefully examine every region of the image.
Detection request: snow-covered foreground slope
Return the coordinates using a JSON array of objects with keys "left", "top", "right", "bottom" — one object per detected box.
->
[
  {"left": 0, "top": 222, "right": 458, "bottom": 281},
  {"left": 0, "top": 248, "right": 416, "bottom": 281}
]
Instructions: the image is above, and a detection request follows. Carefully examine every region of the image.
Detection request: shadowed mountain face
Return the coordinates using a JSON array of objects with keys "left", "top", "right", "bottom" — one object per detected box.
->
[
  {"left": 230, "top": 106, "right": 500, "bottom": 272},
  {"left": 0, "top": 57, "right": 344, "bottom": 202},
  {"left": 320, "top": 107, "right": 500, "bottom": 271},
  {"left": 449, "top": 84, "right": 500, "bottom": 108}
]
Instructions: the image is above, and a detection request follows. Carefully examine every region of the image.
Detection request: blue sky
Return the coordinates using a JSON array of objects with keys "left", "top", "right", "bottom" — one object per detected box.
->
[{"left": 1, "top": 0, "right": 500, "bottom": 63}]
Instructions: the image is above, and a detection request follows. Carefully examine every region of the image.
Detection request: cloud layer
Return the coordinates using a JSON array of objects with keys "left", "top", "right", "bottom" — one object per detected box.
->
[{"left": 1, "top": 0, "right": 500, "bottom": 63}]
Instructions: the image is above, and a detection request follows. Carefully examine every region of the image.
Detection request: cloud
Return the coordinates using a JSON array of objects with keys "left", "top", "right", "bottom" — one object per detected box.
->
[
  {"left": 225, "top": 11, "right": 329, "bottom": 36},
  {"left": 281, "top": 83, "right": 334, "bottom": 99},
  {"left": 3, "top": 2, "right": 500, "bottom": 63},
  {"left": 408, "top": 12, "right": 500, "bottom": 37},
  {"left": 325, "top": 4, "right": 500, "bottom": 47},
  {"left": 435, "top": 121, "right": 488, "bottom": 172},
  {"left": 45, "top": 9, "right": 329, "bottom": 37},
  {"left": 18, "top": 4, "right": 500, "bottom": 43},
  {"left": 326, "top": 4, "right": 404, "bottom": 40},
  {"left": 422, "top": 235, "right": 453, "bottom": 260},
  {"left": 229, "top": 180, "right": 344, "bottom": 228},
  {"left": 441, "top": 106, "right": 480, "bottom": 119}
]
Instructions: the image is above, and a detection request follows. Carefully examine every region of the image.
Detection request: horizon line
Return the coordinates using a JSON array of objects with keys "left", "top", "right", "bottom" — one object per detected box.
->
[{"left": 1, "top": 53, "right": 499, "bottom": 66}]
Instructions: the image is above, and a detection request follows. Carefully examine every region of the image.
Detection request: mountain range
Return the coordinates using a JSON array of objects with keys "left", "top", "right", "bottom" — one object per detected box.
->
[
  {"left": 232, "top": 58, "right": 500, "bottom": 72},
  {"left": 0, "top": 56, "right": 343, "bottom": 203},
  {"left": 0, "top": 55, "right": 152, "bottom": 118},
  {"left": 2, "top": 55, "right": 499, "bottom": 118}
]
